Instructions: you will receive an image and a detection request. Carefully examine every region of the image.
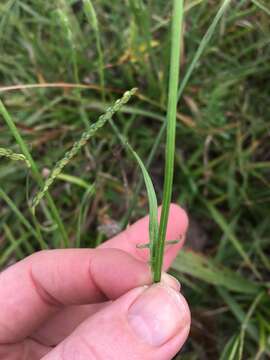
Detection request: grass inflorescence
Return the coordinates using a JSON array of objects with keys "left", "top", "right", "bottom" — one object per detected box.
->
[
  {"left": 32, "top": 88, "right": 137, "bottom": 211},
  {"left": 0, "top": 147, "right": 30, "bottom": 168}
]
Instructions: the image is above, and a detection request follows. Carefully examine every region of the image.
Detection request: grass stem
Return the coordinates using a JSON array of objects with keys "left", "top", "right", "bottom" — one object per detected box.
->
[{"left": 153, "top": 0, "right": 184, "bottom": 283}]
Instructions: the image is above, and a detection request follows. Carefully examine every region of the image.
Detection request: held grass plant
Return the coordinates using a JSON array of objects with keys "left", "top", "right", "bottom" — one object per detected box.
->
[
  {"left": 0, "top": 0, "right": 238, "bottom": 281},
  {"left": 82, "top": 0, "right": 183, "bottom": 282},
  {"left": 123, "top": 0, "right": 233, "bottom": 227},
  {"left": 1, "top": 0, "right": 270, "bottom": 357}
]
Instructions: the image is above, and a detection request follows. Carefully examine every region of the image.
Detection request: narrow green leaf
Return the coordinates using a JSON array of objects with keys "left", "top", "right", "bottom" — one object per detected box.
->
[
  {"left": 108, "top": 119, "right": 159, "bottom": 278},
  {"left": 56, "top": 173, "right": 93, "bottom": 190},
  {"left": 173, "top": 249, "right": 260, "bottom": 294},
  {"left": 0, "top": 233, "right": 29, "bottom": 267},
  {"left": 0, "top": 186, "right": 39, "bottom": 241},
  {"left": 218, "top": 288, "right": 259, "bottom": 341},
  {"left": 220, "top": 334, "right": 240, "bottom": 360},
  {"left": 177, "top": 0, "right": 232, "bottom": 100},
  {"left": 252, "top": 0, "right": 270, "bottom": 16},
  {"left": 76, "top": 184, "right": 96, "bottom": 248},
  {"left": 238, "top": 292, "right": 265, "bottom": 359},
  {"left": 126, "top": 142, "right": 159, "bottom": 275},
  {"left": 206, "top": 201, "right": 261, "bottom": 278},
  {"left": 3, "top": 224, "right": 25, "bottom": 260}
]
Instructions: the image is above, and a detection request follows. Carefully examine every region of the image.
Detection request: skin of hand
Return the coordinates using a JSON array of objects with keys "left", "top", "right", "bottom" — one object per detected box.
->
[{"left": 0, "top": 204, "right": 190, "bottom": 360}]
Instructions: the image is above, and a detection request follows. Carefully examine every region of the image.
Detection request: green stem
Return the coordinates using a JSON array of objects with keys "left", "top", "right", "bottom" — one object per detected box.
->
[{"left": 153, "top": 0, "right": 184, "bottom": 283}]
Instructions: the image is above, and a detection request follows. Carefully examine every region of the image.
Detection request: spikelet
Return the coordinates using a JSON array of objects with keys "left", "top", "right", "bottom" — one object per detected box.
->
[
  {"left": 0, "top": 147, "right": 30, "bottom": 168},
  {"left": 32, "top": 88, "right": 137, "bottom": 211}
]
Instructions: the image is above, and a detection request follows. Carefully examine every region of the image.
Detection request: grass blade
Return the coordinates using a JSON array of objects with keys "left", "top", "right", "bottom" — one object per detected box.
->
[
  {"left": 56, "top": 173, "right": 93, "bottom": 190},
  {"left": 238, "top": 292, "right": 265, "bottom": 359},
  {"left": 173, "top": 249, "right": 260, "bottom": 294},
  {"left": 154, "top": 0, "right": 184, "bottom": 283},
  {"left": 218, "top": 287, "right": 259, "bottom": 341},
  {"left": 121, "top": 116, "right": 164, "bottom": 228},
  {"left": 0, "top": 232, "right": 29, "bottom": 268},
  {"left": 219, "top": 334, "right": 240, "bottom": 360},
  {"left": 206, "top": 201, "right": 261, "bottom": 278},
  {"left": 177, "top": 0, "right": 232, "bottom": 100},
  {"left": 32, "top": 88, "right": 137, "bottom": 211},
  {"left": 126, "top": 142, "right": 159, "bottom": 276},
  {"left": 252, "top": 0, "right": 270, "bottom": 16},
  {"left": 2, "top": 224, "right": 25, "bottom": 260},
  {"left": 76, "top": 184, "right": 96, "bottom": 248},
  {"left": 0, "top": 186, "right": 48, "bottom": 249},
  {"left": 108, "top": 119, "right": 159, "bottom": 277}
]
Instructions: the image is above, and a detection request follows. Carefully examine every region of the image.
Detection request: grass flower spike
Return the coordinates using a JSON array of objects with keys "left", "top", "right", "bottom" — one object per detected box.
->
[
  {"left": 32, "top": 88, "right": 137, "bottom": 211},
  {"left": 0, "top": 147, "right": 30, "bottom": 168}
]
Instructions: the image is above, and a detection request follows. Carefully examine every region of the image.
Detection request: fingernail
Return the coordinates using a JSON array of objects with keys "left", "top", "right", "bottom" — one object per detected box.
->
[
  {"left": 128, "top": 284, "right": 189, "bottom": 347},
  {"left": 161, "top": 273, "right": 181, "bottom": 292}
]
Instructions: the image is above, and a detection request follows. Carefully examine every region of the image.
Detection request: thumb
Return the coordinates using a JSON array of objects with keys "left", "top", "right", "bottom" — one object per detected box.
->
[{"left": 43, "top": 283, "right": 190, "bottom": 360}]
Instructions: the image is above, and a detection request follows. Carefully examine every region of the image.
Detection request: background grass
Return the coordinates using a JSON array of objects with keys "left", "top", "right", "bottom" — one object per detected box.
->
[{"left": 0, "top": 0, "right": 270, "bottom": 358}]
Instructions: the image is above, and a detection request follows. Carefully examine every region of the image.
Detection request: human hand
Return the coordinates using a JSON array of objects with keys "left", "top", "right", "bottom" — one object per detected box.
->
[{"left": 0, "top": 204, "right": 190, "bottom": 360}]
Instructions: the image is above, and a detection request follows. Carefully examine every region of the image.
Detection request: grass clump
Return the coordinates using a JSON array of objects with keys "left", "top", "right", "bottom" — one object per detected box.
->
[
  {"left": 0, "top": 97, "right": 69, "bottom": 246},
  {"left": 1, "top": 0, "right": 270, "bottom": 358}
]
